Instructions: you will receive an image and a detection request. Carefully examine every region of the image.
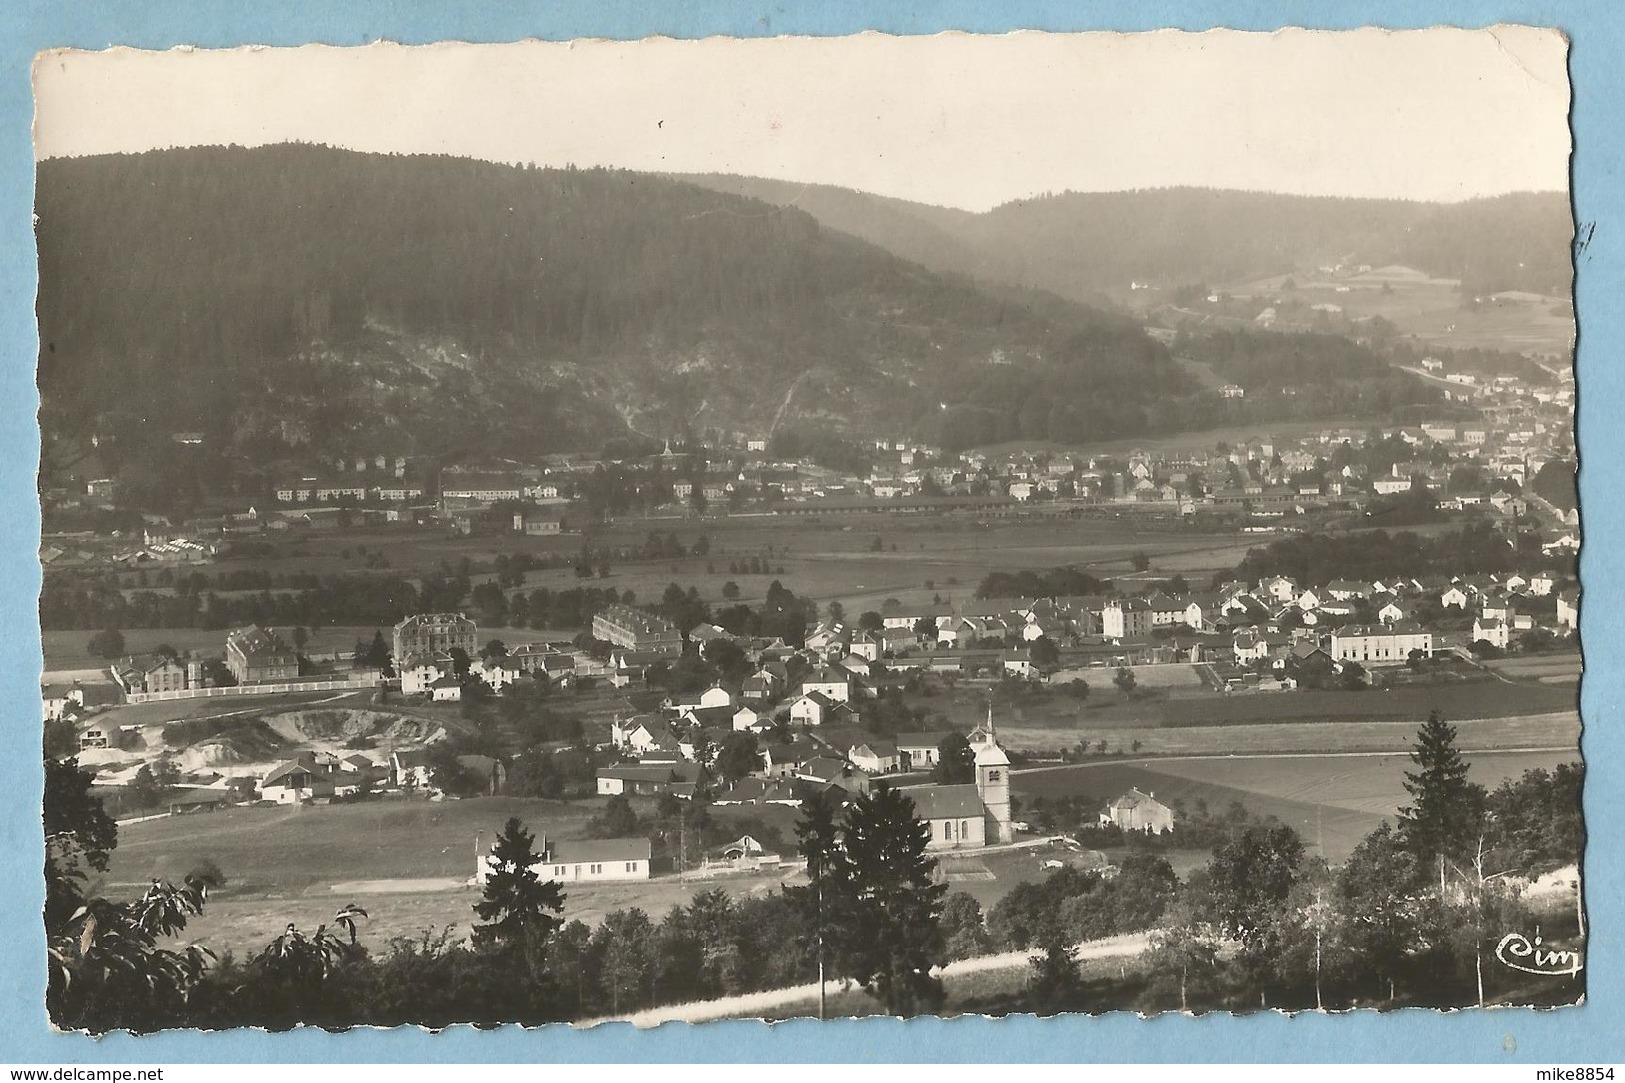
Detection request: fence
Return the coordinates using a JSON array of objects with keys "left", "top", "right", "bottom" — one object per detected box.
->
[{"left": 123, "top": 673, "right": 385, "bottom": 704}]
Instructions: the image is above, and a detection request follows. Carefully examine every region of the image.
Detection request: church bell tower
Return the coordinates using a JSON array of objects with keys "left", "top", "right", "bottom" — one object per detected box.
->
[{"left": 973, "top": 703, "right": 1013, "bottom": 844}]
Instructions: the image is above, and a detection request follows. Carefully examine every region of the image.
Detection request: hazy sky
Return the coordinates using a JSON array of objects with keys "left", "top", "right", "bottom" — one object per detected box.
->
[{"left": 33, "top": 27, "right": 1570, "bottom": 210}]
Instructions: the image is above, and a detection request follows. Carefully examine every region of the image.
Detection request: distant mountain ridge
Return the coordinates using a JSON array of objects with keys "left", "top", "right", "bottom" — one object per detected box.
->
[
  {"left": 34, "top": 143, "right": 1179, "bottom": 490},
  {"left": 676, "top": 175, "right": 1574, "bottom": 302}
]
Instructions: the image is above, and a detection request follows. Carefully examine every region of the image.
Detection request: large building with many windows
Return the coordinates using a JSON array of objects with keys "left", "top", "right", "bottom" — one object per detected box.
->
[
  {"left": 392, "top": 613, "right": 479, "bottom": 666},
  {"left": 1327, "top": 622, "right": 1434, "bottom": 664},
  {"left": 591, "top": 603, "right": 684, "bottom": 656},
  {"left": 224, "top": 625, "right": 300, "bottom": 684}
]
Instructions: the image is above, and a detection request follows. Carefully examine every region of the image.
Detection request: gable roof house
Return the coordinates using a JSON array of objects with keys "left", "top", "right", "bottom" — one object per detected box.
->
[
  {"left": 262, "top": 754, "right": 336, "bottom": 805},
  {"left": 848, "top": 740, "right": 900, "bottom": 775},
  {"left": 1100, "top": 788, "right": 1175, "bottom": 834}
]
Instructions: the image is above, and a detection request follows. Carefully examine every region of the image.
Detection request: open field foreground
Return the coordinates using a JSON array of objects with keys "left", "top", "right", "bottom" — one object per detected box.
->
[{"left": 107, "top": 795, "right": 802, "bottom": 956}]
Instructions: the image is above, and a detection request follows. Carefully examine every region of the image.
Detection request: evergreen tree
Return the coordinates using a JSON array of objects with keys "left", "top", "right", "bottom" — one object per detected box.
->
[
  {"left": 836, "top": 784, "right": 948, "bottom": 1015},
  {"left": 472, "top": 817, "right": 566, "bottom": 950},
  {"left": 785, "top": 789, "right": 850, "bottom": 1017},
  {"left": 1025, "top": 938, "right": 1086, "bottom": 1015},
  {"left": 932, "top": 733, "right": 975, "bottom": 784},
  {"left": 1398, "top": 711, "right": 1487, "bottom": 879}
]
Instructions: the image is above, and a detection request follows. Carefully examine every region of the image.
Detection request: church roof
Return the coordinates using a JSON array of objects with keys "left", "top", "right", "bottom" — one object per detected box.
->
[
  {"left": 907, "top": 784, "right": 985, "bottom": 822},
  {"left": 973, "top": 737, "right": 1010, "bottom": 768}
]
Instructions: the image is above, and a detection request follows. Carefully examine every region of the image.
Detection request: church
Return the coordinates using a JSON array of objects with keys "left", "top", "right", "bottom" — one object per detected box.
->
[{"left": 904, "top": 713, "right": 1013, "bottom": 850}]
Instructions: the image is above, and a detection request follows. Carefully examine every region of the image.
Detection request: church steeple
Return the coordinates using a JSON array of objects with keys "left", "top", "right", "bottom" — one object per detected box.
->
[{"left": 973, "top": 697, "right": 1012, "bottom": 844}]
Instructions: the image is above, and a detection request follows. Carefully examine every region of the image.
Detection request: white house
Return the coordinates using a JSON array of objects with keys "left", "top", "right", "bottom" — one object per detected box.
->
[
  {"left": 400, "top": 654, "right": 451, "bottom": 695},
  {"left": 789, "top": 691, "right": 835, "bottom": 727},
  {"left": 1557, "top": 589, "right": 1579, "bottom": 631},
  {"left": 473, "top": 656, "right": 523, "bottom": 692},
  {"left": 799, "top": 667, "right": 852, "bottom": 703},
  {"left": 732, "top": 706, "right": 762, "bottom": 732},
  {"left": 481, "top": 836, "right": 651, "bottom": 885},
  {"left": 1474, "top": 617, "right": 1511, "bottom": 649}
]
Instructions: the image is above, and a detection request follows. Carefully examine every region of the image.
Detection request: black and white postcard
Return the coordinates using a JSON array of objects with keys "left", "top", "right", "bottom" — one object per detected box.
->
[{"left": 32, "top": 28, "right": 1581, "bottom": 1032}]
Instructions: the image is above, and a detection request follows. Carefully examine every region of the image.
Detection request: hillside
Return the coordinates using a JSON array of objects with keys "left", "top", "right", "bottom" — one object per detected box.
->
[
  {"left": 678, "top": 176, "right": 1573, "bottom": 302},
  {"left": 35, "top": 144, "right": 1180, "bottom": 490}
]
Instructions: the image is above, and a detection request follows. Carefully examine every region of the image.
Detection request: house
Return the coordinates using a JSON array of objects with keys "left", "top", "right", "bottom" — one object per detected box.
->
[
  {"left": 1260, "top": 576, "right": 1297, "bottom": 604},
  {"left": 1231, "top": 631, "right": 1271, "bottom": 664},
  {"left": 390, "top": 748, "right": 435, "bottom": 789},
  {"left": 671, "top": 684, "right": 733, "bottom": 711},
  {"left": 848, "top": 740, "right": 900, "bottom": 774},
  {"left": 429, "top": 675, "right": 463, "bottom": 702},
  {"left": 1328, "top": 623, "right": 1434, "bottom": 664},
  {"left": 512, "top": 511, "right": 563, "bottom": 535},
  {"left": 482, "top": 836, "right": 652, "bottom": 885},
  {"left": 759, "top": 738, "right": 826, "bottom": 779},
  {"left": 800, "top": 667, "right": 853, "bottom": 703},
  {"left": 1557, "top": 589, "right": 1579, "bottom": 631},
  {"left": 1474, "top": 616, "right": 1511, "bottom": 649},
  {"left": 740, "top": 668, "right": 784, "bottom": 703},
  {"left": 111, "top": 654, "right": 188, "bottom": 695},
  {"left": 896, "top": 732, "right": 953, "bottom": 771},
  {"left": 472, "top": 656, "right": 523, "bottom": 692},
  {"left": 803, "top": 621, "right": 851, "bottom": 655},
  {"left": 795, "top": 757, "right": 872, "bottom": 796},
  {"left": 788, "top": 691, "right": 841, "bottom": 727},
  {"left": 596, "top": 762, "right": 705, "bottom": 799},
  {"left": 712, "top": 777, "right": 802, "bottom": 808},
  {"left": 1101, "top": 788, "right": 1175, "bottom": 834},
  {"left": 1376, "top": 599, "right": 1409, "bottom": 624},
  {"left": 1102, "top": 599, "right": 1152, "bottom": 641},
  {"left": 261, "top": 755, "right": 336, "bottom": 804},
  {"left": 732, "top": 706, "right": 763, "bottom": 732},
  {"left": 1145, "top": 593, "right": 1189, "bottom": 627},
  {"left": 611, "top": 716, "right": 682, "bottom": 756},
  {"left": 1528, "top": 572, "right": 1557, "bottom": 597},
  {"left": 399, "top": 653, "right": 452, "bottom": 695},
  {"left": 42, "top": 682, "right": 86, "bottom": 722},
  {"left": 1441, "top": 584, "right": 1470, "bottom": 609}
]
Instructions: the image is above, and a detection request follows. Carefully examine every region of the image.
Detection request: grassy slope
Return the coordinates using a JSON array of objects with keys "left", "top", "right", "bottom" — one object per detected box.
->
[{"left": 1013, "top": 747, "right": 1576, "bottom": 862}]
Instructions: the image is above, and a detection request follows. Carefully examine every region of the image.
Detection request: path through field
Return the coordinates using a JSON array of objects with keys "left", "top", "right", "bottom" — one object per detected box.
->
[{"left": 582, "top": 932, "right": 1153, "bottom": 1027}]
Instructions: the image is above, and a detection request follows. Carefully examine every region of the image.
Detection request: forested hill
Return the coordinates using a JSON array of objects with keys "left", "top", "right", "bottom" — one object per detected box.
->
[
  {"left": 678, "top": 176, "right": 1573, "bottom": 301},
  {"left": 36, "top": 143, "right": 1178, "bottom": 472}
]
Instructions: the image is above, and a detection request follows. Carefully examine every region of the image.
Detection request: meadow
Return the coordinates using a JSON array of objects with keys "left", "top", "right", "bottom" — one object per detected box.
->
[
  {"left": 995, "top": 710, "right": 1579, "bottom": 758},
  {"left": 911, "top": 670, "right": 1576, "bottom": 749},
  {"left": 105, "top": 792, "right": 803, "bottom": 956},
  {"left": 1012, "top": 746, "right": 1576, "bottom": 862}
]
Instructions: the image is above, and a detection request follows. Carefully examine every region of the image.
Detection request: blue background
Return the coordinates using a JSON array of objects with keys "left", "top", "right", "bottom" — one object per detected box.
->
[{"left": 1, "top": 0, "right": 1619, "bottom": 1064}]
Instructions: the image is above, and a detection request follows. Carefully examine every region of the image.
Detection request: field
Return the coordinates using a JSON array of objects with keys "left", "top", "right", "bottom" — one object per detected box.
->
[
  {"left": 1013, "top": 746, "right": 1577, "bottom": 862},
  {"left": 905, "top": 669, "right": 1577, "bottom": 751},
  {"left": 1220, "top": 271, "right": 1574, "bottom": 356},
  {"left": 1482, "top": 654, "right": 1584, "bottom": 683},
  {"left": 996, "top": 711, "right": 1579, "bottom": 758},
  {"left": 106, "top": 793, "right": 802, "bottom": 957}
]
